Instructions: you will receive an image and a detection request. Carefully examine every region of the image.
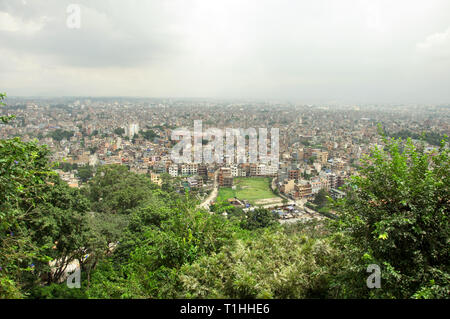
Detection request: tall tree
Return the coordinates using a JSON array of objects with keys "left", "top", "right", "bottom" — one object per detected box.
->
[{"left": 333, "top": 132, "right": 449, "bottom": 298}]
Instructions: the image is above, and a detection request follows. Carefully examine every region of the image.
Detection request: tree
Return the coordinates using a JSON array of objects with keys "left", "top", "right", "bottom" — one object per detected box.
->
[
  {"left": 86, "top": 165, "right": 159, "bottom": 215},
  {"left": 86, "top": 201, "right": 236, "bottom": 298},
  {"left": 0, "top": 93, "right": 15, "bottom": 124},
  {"left": 0, "top": 134, "right": 55, "bottom": 297},
  {"left": 76, "top": 165, "right": 94, "bottom": 183},
  {"left": 89, "top": 146, "right": 98, "bottom": 155},
  {"left": 387, "top": 129, "right": 447, "bottom": 147},
  {"left": 160, "top": 173, "right": 178, "bottom": 193},
  {"left": 332, "top": 132, "right": 449, "bottom": 298},
  {"left": 140, "top": 130, "right": 159, "bottom": 141},
  {"left": 1, "top": 92, "right": 93, "bottom": 297},
  {"left": 24, "top": 177, "right": 91, "bottom": 285},
  {"left": 47, "top": 129, "right": 74, "bottom": 142},
  {"left": 178, "top": 231, "right": 343, "bottom": 298},
  {"left": 313, "top": 189, "right": 330, "bottom": 209},
  {"left": 241, "top": 208, "right": 278, "bottom": 230},
  {"left": 113, "top": 128, "right": 125, "bottom": 136},
  {"left": 307, "top": 156, "right": 317, "bottom": 165},
  {"left": 90, "top": 130, "right": 99, "bottom": 137}
]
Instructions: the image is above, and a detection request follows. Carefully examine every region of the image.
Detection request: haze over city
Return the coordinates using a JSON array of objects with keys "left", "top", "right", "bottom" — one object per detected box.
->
[{"left": 1, "top": 0, "right": 450, "bottom": 104}]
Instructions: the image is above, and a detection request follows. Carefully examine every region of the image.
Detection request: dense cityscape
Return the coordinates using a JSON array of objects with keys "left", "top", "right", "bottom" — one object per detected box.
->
[
  {"left": 1, "top": 0, "right": 449, "bottom": 306},
  {"left": 2, "top": 97, "right": 448, "bottom": 220}
]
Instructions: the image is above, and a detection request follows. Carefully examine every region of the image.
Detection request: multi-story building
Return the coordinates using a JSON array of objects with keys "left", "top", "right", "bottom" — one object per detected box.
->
[
  {"left": 296, "top": 180, "right": 312, "bottom": 198},
  {"left": 218, "top": 167, "right": 233, "bottom": 187},
  {"left": 150, "top": 172, "right": 162, "bottom": 186},
  {"left": 186, "top": 176, "right": 201, "bottom": 189},
  {"left": 249, "top": 163, "right": 257, "bottom": 176},
  {"left": 153, "top": 162, "right": 167, "bottom": 174},
  {"left": 310, "top": 178, "right": 323, "bottom": 194},
  {"left": 230, "top": 165, "right": 239, "bottom": 177},
  {"left": 288, "top": 169, "right": 300, "bottom": 181},
  {"left": 337, "top": 174, "right": 346, "bottom": 188},
  {"left": 280, "top": 179, "right": 296, "bottom": 195},
  {"left": 168, "top": 164, "right": 178, "bottom": 177},
  {"left": 330, "top": 188, "right": 346, "bottom": 199},
  {"left": 326, "top": 173, "right": 337, "bottom": 189},
  {"left": 126, "top": 123, "right": 139, "bottom": 138},
  {"left": 198, "top": 164, "right": 208, "bottom": 181},
  {"left": 237, "top": 167, "right": 247, "bottom": 177},
  {"left": 332, "top": 158, "right": 346, "bottom": 170},
  {"left": 265, "top": 164, "right": 278, "bottom": 176},
  {"left": 181, "top": 163, "right": 198, "bottom": 176}
]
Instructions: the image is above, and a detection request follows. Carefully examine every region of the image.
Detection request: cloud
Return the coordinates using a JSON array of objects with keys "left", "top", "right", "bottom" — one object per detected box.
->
[
  {"left": 0, "top": 11, "right": 47, "bottom": 33},
  {"left": 0, "top": 0, "right": 449, "bottom": 103},
  {"left": 416, "top": 27, "right": 450, "bottom": 60},
  {"left": 0, "top": 0, "right": 180, "bottom": 68}
]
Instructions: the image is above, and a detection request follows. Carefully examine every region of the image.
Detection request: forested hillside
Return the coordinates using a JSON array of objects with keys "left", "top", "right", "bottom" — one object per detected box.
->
[{"left": 1, "top": 93, "right": 448, "bottom": 299}]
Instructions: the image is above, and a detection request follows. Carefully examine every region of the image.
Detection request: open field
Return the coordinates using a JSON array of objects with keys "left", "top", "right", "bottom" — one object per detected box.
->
[{"left": 217, "top": 177, "right": 281, "bottom": 205}]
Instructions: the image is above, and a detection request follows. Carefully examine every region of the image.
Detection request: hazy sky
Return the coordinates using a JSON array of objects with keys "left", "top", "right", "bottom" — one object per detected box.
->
[{"left": 1, "top": 0, "right": 449, "bottom": 103}]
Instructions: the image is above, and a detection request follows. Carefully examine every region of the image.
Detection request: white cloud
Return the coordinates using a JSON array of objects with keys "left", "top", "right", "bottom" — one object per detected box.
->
[
  {"left": 0, "top": 11, "right": 47, "bottom": 33},
  {"left": 416, "top": 27, "right": 450, "bottom": 59}
]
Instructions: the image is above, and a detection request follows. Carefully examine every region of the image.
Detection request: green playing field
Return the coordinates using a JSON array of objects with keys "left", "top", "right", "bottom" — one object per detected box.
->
[{"left": 217, "top": 177, "right": 279, "bottom": 204}]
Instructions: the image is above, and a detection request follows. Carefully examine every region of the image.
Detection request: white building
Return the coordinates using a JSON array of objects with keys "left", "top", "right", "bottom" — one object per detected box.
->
[
  {"left": 256, "top": 164, "right": 278, "bottom": 176},
  {"left": 238, "top": 168, "right": 247, "bottom": 177},
  {"left": 89, "top": 154, "right": 98, "bottom": 166},
  {"left": 168, "top": 164, "right": 178, "bottom": 177},
  {"left": 181, "top": 163, "right": 198, "bottom": 176},
  {"left": 230, "top": 166, "right": 239, "bottom": 177},
  {"left": 126, "top": 123, "right": 139, "bottom": 138}
]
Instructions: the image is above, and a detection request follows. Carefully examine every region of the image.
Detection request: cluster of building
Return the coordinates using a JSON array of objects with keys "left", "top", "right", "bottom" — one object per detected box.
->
[{"left": 1, "top": 97, "right": 448, "bottom": 200}]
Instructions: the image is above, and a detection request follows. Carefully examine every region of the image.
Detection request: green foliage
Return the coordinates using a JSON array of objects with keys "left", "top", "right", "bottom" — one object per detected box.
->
[
  {"left": 313, "top": 189, "right": 330, "bottom": 209},
  {"left": 0, "top": 93, "right": 15, "bottom": 124},
  {"left": 30, "top": 282, "right": 88, "bottom": 299},
  {"left": 89, "top": 146, "right": 98, "bottom": 154},
  {"left": 332, "top": 132, "right": 449, "bottom": 298},
  {"left": 25, "top": 178, "right": 91, "bottom": 285},
  {"left": 240, "top": 208, "right": 278, "bottom": 230},
  {"left": 307, "top": 155, "right": 317, "bottom": 165},
  {"left": 160, "top": 172, "right": 179, "bottom": 193},
  {"left": 59, "top": 162, "right": 78, "bottom": 172},
  {"left": 113, "top": 127, "right": 125, "bottom": 136},
  {"left": 0, "top": 137, "right": 56, "bottom": 297},
  {"left": 90, "top": 130, "right": 99, "bottom": 137},
  {"left": 179, "top": 230, "right": 344, "bottom": 298},
  {"left": 0, "top": 122, "right": 84, "bottom": 296},
  {"left": 140, "top": 130, "right": 159, "bottom": 141},
  {"left": 47, "top": 129, "right": 74, "bottom": 142},
  {"left": 86, "top": 204, "right": 238, "bottom": 298},
  {"left": 0, "top": 96, "right": 45, "bottom": 296},
  {"left": 0, "top": 93, "right": 94, "bottom": 297},
  {"left": 210, "top": 199, "right": 240, "bottom": 215},
  {"left": 86, "top": 165, "right": 159, "bottom": 215},
  {"left": 387, "top": 129, "right": 447, "bottom": 147},
  {"left": 76, "top": 165, "right": 94, "bottom": 183}
]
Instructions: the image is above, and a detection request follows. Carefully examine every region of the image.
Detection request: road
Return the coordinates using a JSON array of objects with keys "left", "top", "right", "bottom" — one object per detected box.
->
[
  {"left": 198, "top": 169, "right": 219, "bottom": 210},
  {"left": 271, "top": 177, "right": 277, "bottom": 192}
]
